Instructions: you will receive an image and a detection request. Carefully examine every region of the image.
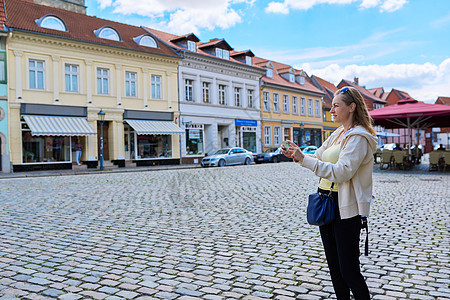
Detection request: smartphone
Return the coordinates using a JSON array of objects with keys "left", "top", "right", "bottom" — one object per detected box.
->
[{"left": 281, "top": 141, "right": 290, "bottom": 151}]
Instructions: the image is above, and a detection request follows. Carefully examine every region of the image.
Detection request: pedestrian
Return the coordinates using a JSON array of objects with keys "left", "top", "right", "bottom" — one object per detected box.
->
[
  {"left": 75, "top": 139, "right": 83, "bottom": 165},
  {"left": 282, "top": 86, "right": 377, "bottom": 300}
]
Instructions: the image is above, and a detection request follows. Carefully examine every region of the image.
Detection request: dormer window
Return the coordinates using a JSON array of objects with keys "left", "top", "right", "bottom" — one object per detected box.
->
[
  {"left": 215, "top": 48, "right": 229, "bottom": 60},
  {"left": 245, "top": 56, "right": 252, "bottom": 65},
  {"left": 266, "top": 68, "right": 273, "bottom": 78},
  {"left": 133, "top": 35, "right": 158, "bottom": 48},
  {"left": 298, "top": 76, "right": 305, "bottom": 85},
  {"left": 187, "top": 41, "right": 197, "bottom": 52},
  {"left": 95, "top": 27, "right": 121, "bottom": 41},
  {"left": 36, "top": 15, "right": 67, "bottom": 32},
  {"left": 289, "top": 74, "right": 295, "bottom": 83}
]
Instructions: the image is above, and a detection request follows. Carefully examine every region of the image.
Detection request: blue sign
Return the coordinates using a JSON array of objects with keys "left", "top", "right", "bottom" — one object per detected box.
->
[{"left": 235, "top": 119, "right": 257, "bottom": 127}]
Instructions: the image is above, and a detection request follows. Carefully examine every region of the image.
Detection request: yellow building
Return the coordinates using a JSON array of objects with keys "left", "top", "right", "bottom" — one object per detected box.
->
[
  {"left": 253, "top": 58, "right": 325, "bottom": 152},
  {"left": 5, "top": 0, "right": 182, "bottom": 171}
]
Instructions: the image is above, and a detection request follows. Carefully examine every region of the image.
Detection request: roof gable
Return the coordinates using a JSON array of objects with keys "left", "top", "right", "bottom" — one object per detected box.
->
[
  {"left": 198, "top": 38, "right": 233, "bottom": 51},
  {"left": 338, "top": 79, "right": 387, "bottom": 104}
]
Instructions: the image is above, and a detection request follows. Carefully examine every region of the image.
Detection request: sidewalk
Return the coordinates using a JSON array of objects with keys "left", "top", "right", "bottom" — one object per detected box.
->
[{"left": 0, "top": 163, "right": 202, "bottom": 180}]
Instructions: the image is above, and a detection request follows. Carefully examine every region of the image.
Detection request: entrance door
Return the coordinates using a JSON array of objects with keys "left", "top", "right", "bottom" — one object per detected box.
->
[
  {"left": 97, "top": 121, "right": 110, "bottom": 160},
  {"left": 124, "top": 125, "right": 135, "bottom": 160}
]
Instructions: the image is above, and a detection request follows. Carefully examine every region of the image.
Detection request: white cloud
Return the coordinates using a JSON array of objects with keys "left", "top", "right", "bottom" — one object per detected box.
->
[
  {"left": 265, "top": 0, "right": 407, "bottom": 14},
  {"left": 300, "top": 59, "right": 450, "bottom": 102},
  {"left": 95, "top": 0, "right": 245, "bottom": 34}
]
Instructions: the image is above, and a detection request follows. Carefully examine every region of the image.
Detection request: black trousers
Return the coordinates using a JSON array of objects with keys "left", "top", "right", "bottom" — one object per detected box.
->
[{"left": 318, "top": 190, "right": 370, "bottom": 300}]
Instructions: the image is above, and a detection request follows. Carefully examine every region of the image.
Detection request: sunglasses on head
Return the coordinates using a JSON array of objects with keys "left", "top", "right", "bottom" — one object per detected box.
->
[{"left": 340, "top": 87, "right": 350, "bottom": 94}]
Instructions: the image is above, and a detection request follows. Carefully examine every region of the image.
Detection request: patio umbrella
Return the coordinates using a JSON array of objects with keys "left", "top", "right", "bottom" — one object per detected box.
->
[
  {"left": 376, "top": 132, "right": 402, "bottom": 137},
  {"left": 370, "top": 97, "right": 450, "bottom": 159}
]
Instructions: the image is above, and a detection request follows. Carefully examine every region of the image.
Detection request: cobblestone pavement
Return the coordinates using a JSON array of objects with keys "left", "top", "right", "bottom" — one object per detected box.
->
[{"left": 0, "top": 163, "right": 449, "bottom": 300}]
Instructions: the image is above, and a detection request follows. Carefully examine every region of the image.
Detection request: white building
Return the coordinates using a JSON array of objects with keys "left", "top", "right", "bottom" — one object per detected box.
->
[{"left": 145, "top": 30, "right": 265, "bottom": 163}]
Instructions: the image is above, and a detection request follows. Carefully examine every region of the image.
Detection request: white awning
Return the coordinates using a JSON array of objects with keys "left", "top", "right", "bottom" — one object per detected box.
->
[
  {"left": 125, "top": 119, "right": 184, "bottom": 135},
  {"left": 23, "top": 115, "right": 96, "bottom": 136}
]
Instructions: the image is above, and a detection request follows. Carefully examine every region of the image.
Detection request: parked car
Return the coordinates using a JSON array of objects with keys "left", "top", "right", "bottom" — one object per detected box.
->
[
  {"left": 301, "top": 145, "right": 318, "bottom": 155},
  {"left": 201, "top": 147, "right": 254, "bottom": 167},
  {"left": 381, "top": 143, "right": 396, "bottom": 151},
  {"left": 255, "top": 147, "right": 293, "bottom": 164}
]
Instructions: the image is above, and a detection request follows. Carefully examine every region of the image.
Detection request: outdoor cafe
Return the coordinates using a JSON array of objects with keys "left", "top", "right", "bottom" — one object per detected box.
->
[{"left": 370, "top": 98, "right": 450, "bottom": 171}]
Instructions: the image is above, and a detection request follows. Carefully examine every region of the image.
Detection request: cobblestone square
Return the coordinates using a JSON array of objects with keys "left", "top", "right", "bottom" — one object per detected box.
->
[{"left": 0, "top": 164, "right": 449, "bottom": 299}]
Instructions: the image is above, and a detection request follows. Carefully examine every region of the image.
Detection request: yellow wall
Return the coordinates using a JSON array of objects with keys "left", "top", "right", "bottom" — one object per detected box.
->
[{"left": 7, "top": 32, "right": 181, "bottom": 165}]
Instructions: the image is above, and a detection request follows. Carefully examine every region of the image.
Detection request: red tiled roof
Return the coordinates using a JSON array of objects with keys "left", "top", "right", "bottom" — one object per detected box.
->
[
  {"left": 436, "top": 96, "right": 450, "bottom": 105},
  {"left": 253, "top": 56, "right": 324, "bottom": 95},
  {"left": 145, "top": 27, "right": 261, "bottom": 68},
  {"left": 4, "top": 0, "right": 180, "bottom": 58},
  {"left": 231, "top": 49, "right": 254, "bottom": 57},
  {"left": 310, "top": 75, "right": 339, "bottom": 108},
  {"left": 392, "top": 88, "right": 410, "bottom": 100},
  {"left": 338, "top": 80, "right": 387, "bottom": 104},
  {"left": 198, "top": 38, "right": 233, "bottom": 51},
  {"left": 170, "top": 32, "right": 199, "bottom": 43},
  {"left": 0, "top": 0, "right": 6, "bottom": 30}
]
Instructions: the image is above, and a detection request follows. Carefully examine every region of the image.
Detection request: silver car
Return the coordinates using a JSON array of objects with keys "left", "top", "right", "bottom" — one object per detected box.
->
[{"left": 201, "top": 147, "right": 254, "bottom": 167}]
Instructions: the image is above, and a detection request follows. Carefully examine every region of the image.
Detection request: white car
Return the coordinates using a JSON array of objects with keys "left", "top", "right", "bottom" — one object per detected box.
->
[{"left": 201, "top": 147, "right": 254, "bottom": 167}]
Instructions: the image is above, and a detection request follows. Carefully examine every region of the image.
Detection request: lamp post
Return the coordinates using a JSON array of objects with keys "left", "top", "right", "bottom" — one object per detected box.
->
[
  {"left": 98, "top": 109, "right": 105, "bottom": 170},
  {"left": 300, "top": 122, "right": 304, "bottom": 146}
]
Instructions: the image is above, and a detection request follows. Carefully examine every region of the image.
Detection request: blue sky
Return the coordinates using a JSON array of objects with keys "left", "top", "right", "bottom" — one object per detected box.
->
[{"left": 86, "top": 0, "right": 450, "bottom": 102}]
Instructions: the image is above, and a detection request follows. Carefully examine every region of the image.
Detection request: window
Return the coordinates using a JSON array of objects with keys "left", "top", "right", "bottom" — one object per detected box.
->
[
  {"left": 266, "top": 68, "right": 273, "bottom": 78},
  {"left": 125, "top": 71, "right": 137, "bottom": 97},
  {"left": 264, "top": 126, "right": 272, "bottom": 146},
  {"left": 37, "top": 15, "right": 67, "bottom": 31},
  {"left": 308, "top": 99, "right": 313, "bottom": 116},
  {"left": 301, "top": 97, "right": 306, "bottom": 115},
  {"left": 96, "top": 27, "right": 120, "bottom": 41},
  {"left": 22, "top": 126, "right": 70, "bottom": 163},
  {"left": 137, "top": 135, "right": 172, "bottom": 159},
  {"left": 0, "top": 51, "right": 6, "bottom": 83},
  {"left": 185, "top": 79, "right": 194, "bottom": 102},
  {"left": 263, "top": 91, "right": 270, "bottom": 111},
  {"left": 289, "top": 74, "right": 295, "bottom": 83},
  {"left": 216, "top": 48, "right": 223, "bottom": 58},
  {"left": 273, "top": 93, "right": 280, "bottom": 112},
  {"left": 65, "top": 64, "right": 78, "bottom": 92},
  {"left": 246, "top": 56, "right": 252, "bottom": 65},
  {"left": 298, "top": 76, "right": 305, "bottom": 85},
  {"left": 139, "top": 36, "right": 157, "bottom": 48},
  {"left": 247, "top": 90, "right": 254, "bottom": 108},
  {"left": 97, "top": 68, "right": 109, "bottom": 95},
  {"left": 292, "top": 96, "right": 298, "bottom": 114},
  {"left": 29, "top": 59, "right": 45, "bottom": 90},
  {"left": 222, "top": 50, "right": 230, "bottom": 60},
  {"left": 283, "top": 95, "right": 289, "bottom": 113},
  {"left": 234, "top": 87, "right": 241, "bottom": 107},
  {"left": 185, "top": 126, "right": 204, "bottom": 155},
  {"left": 218, "top": 84, "right": 226, "bottom": 105},
  {"left": 188, "top": 40, "right": 196, "bottom": 52},
  {"left": 284, "top": 128, "right": 290, "bottom": 141},
  {"left": 202, "top": 82, "right": 210, "bottom": 103},
  {"left": 315, "top": 99, "right": 320, "bottom": 117},
  {"left": 151, "top": 75, "right": 161, "bottom": 99},
  {"left": 274, "top": 126, "right": 281, "bottom": 146}
]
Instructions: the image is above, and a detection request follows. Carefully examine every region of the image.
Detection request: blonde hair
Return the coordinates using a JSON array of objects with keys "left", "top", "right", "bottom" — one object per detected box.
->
[{"left": 334, "top": 86, "right": 376, "bottom": 136}]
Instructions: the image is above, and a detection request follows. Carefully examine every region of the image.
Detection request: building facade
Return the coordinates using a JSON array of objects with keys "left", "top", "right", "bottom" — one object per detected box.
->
[
  {"left": 0, "top": 1, "right": 8, "bottom": 173},
  {"left": 5, "top": 0, "right": 182, "bottom": 171},
  {"left": 147, "top": 30, "right": 265, "bottom": 163},
  {"left": 253, "top": 57, "right": 325, "bottom": 151}
]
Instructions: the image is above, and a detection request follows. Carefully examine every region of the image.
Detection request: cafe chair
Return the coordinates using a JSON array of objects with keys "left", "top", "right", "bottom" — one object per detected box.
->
[
  {"left": 429, "top": 151, "right": 442, "bottom": 171},
  {"left": 393, "top": 150, "right": 408, "bottom": 170},
  {"left": 443, "top": 152, "right": 450, "bottom": 172},
  {"left": 380, "top": 150, "right": 393, "bottom": 170}
]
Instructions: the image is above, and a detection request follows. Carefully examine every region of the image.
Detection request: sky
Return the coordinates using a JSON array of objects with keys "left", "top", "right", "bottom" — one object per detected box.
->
[{"left": 85, "top": 0, "right": 450, "bottom": 103}]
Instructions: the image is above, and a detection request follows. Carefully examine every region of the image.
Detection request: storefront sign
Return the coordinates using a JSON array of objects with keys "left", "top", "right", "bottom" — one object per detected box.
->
[
  {"left": 189, "top": 129, "right": 201, "bottom": 139},
  {"left": 235, "top": 119, "right": 257, "bottom": 127},
  {"left": 305, "top": 133, "right": 311, "bottom": 141}
]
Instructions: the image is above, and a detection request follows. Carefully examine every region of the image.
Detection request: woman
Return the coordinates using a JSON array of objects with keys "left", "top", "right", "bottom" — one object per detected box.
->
[
  {"left": 283, "top": 86, "right": 377, "bottom": 300},
  {"left": 75, "top": 139, "right": 83, "bottom": 165}
]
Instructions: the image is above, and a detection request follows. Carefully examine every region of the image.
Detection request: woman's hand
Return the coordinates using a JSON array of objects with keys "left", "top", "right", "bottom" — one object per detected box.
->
[{"left": 281, "top": 140, "right": 305, "bottom": 163}]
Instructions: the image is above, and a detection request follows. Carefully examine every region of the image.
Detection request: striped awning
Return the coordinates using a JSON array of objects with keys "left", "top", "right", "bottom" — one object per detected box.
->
[
  {"left": 125, "top": 119, "right": 184, "bottom": 135},
  {"left": 23, "top": 115, "right": 96, "bottom": 136}
]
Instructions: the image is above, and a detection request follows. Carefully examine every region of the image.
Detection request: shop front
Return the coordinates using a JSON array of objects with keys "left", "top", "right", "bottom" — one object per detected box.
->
[
  {"left": 293, "top": 126, "right": 322, "bottom": 147},
  {"left": 123, "top": 110, "right": 183, "bottom": 166},
  {"left": 235, "top": 119, "right": 257, "bottom": 153},
  {"left": 15, "top": 104, "right": 96, "bottom": 172}
]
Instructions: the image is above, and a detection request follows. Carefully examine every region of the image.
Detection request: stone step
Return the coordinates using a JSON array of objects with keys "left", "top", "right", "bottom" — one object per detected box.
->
[
  {"left": 72, "top": 163, "right": 88, "bottom": 171},
  {"left": 125, "top": 160, "right": 137, "bottom": 168},
  {"left": 98, "top": 160, "right": 119, "bottom": 169}
]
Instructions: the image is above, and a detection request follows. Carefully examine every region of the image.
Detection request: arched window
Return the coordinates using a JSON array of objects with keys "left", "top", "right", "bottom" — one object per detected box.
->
[
  {"left": 133, "top": 35, "right": 158, "bottom": 48},
  {"left": 95, "top": 27, "right": 121, "bottom": 41},
  {"left": 36, "top": 15, "right": 67, "bottom": 32}
]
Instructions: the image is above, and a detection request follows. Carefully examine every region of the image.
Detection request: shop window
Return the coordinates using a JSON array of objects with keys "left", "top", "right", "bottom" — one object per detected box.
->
[
  {"left": 137, "top": 135, "right": 172, "bottom": 159},
  {"left": 186, "top": 127, "right": 204, "bottom": 155},
  {"left": 22, "top": 124, "right": 70, "bottom": 163},
  {"left": 125, "top": 71, "right": 137, "bottom": 97},
  {"left": 65, "top": 64, "right": 79, "bottom": 92},
  {"left": 152, "top": 75, "right": 162, "bottom": 99}
]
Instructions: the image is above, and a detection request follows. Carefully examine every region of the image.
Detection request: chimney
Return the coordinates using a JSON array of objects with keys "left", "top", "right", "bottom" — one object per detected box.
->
[
  {"left": 354, "top": 77, "right": 359, "bottom": 85},
  {"left": 33, "top": 0, "right": 86, "bottom": 14}
]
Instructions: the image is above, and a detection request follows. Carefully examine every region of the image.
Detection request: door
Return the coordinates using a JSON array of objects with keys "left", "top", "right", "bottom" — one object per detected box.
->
[
  {"left": 124, "top": 125, "right": 134, "bottom": 160},
  {"left": 97, "top": 121, "right": 110, "bottom": 161}
]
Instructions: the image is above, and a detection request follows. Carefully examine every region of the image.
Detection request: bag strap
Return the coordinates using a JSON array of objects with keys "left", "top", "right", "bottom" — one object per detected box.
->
[
  {"left": 328, "top": 182, "right": 334, "bottom": 196},
  {"left": 361, "top": 217, "right": 369, "bottom": 256}
]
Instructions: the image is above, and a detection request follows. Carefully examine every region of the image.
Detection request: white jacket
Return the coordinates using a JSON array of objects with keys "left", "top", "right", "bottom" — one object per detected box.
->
[{"left": 300, "top": 126, "right": 378, "bottom": 219}]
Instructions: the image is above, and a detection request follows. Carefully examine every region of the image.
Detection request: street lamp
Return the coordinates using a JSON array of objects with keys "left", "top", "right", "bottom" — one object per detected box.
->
[
  {"left": 98, "top": 109, "right": 105, "bottom": 171},
  {"left": 300, "top": 122, "right": 304, "bottom": 146}
]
